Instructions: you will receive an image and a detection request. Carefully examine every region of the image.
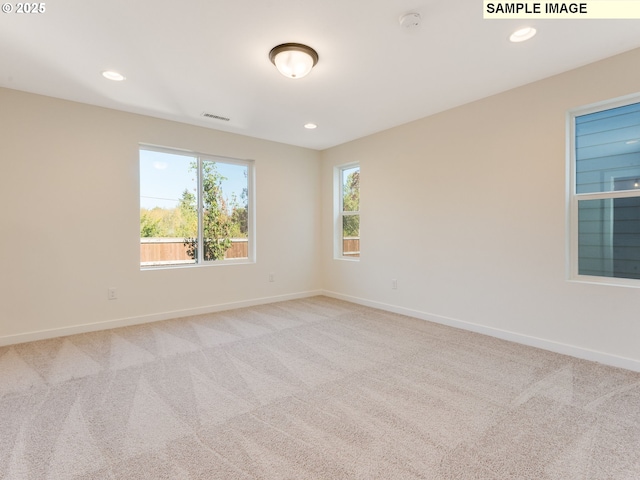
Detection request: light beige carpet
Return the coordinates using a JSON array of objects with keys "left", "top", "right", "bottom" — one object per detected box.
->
[{"left": 1, "top": 296, "right": 639, "bottom": 479}]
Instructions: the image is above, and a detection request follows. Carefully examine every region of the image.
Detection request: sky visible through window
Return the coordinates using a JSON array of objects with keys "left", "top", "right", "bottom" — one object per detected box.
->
[{"left": 140, "top": 149, "right": 247, "bottom": 210}]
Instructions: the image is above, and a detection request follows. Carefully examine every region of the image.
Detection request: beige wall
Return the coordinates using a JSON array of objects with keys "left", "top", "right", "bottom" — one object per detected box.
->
[
  {"left": 0, "top": 88, "right": 321, "bottom": 342},
  {"left": 321, "top": 48, "right": 640, "bottom": 370},
  {"left": 3, "top": 48, "right": 640, "bottom": 370}
]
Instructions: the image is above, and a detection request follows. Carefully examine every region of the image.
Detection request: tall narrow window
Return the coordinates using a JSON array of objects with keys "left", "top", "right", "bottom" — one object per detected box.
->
[
  {"left": 140, "top": 146, "right": 253, "bottom": 268},
  {"left": 569, "top": 98, "right": 640, "bottom": 283},
  {"left": 336, "top": 164, "right": 360, "bottom": 258}
]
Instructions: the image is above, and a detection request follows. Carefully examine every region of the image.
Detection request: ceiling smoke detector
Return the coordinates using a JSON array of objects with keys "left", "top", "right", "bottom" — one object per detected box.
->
[{"left": 399, "top": 13, "right": 421, "bottom": 29}]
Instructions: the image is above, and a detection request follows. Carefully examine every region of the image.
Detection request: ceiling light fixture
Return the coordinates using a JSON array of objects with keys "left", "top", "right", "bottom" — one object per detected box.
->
[
  {"left": 509, "top": 27, "right": 537, "bottom": 43},
  {"left": 304, "top": 123, "right": 317, "bottom": 129},
  {"left": 102, "top": 70, "right": 125, "bottom": 81},
  {"left": 269, "top": 43, "right": 318, "bottom": 79}
]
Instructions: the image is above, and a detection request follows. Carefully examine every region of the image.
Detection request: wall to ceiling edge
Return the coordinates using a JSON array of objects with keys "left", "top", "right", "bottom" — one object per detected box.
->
[
  {"left": 320, "top": 47, "right": 640, "bottom": 372},
  {"left": 0, "top": 88, "right": 322, "bottom": 345}
]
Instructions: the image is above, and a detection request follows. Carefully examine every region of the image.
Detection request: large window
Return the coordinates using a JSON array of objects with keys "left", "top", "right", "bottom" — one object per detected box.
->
[
  {"left": 569, "top": 97, "right": 640, "bottom": 283},
  {"left": 335, "top": 164, "right": 360, "bottom": 259},
  {"left": 140, "top": 146, "right": 253, "bottom": 268}
]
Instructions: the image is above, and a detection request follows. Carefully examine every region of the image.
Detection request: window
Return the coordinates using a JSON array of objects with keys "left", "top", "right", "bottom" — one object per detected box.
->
[
  {"left": 139, "top": 146, "right": 253, "bottom": 268},
  {"left": 569, "top": 97, "right": 640, "bottom": 284},
  {"left": 336, "top": 164, "right": 360, "bottom": 259}
]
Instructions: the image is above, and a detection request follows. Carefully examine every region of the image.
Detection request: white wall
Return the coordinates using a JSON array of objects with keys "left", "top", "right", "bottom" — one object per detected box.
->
[
  {"left": 321, "top": 48, "right": 640, "bottom": 371},
  {"left": 0, "top": 88, "right": 321, "bottom": 344}
]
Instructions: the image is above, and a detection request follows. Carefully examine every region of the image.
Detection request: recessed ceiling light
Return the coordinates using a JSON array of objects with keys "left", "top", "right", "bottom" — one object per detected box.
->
[
  {"left": 304, "top": 123, "right": 318, "bottom": 129},
  {"left": 102, "top": 70, "right": 126, "bottom": 81},
  {"left": 509, "top": 27, "right": 537, "bottom": 43}
]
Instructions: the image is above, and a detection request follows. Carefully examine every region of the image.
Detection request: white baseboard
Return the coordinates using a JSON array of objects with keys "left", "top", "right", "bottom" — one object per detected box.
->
[
  {"left": 5, "top": 289, "right": 639, "bottom": 373},
  {"left": 322, "top": 290, "right": 640, "bottom": 373},
  {"left": 0, "top": 290, "right": 323, "bottom": 347}
]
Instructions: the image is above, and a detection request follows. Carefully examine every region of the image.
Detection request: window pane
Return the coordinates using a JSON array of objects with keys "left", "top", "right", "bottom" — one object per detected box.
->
[
  {"left": 578, "top": 198, "right": 640, "bottom": 279},
  {"left": 201, "top": 160, "right": 249, "bottom": 261},
  {"left": 342, "top": 214, "right": 360, "bottom": 257},
  {"left": 140, "top": 150, "right": 197, "bottom": 266},
  {"left": 342, "top": 166, "right": 360, "bottom": 212},
  {"left": 575, "top": 102, "right": 640, "bottom": 194}
]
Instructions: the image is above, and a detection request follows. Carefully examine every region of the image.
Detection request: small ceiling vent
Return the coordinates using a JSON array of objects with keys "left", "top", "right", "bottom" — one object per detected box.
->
[{"left": 201, "top": 112, "right": 230, "bottom": 122}]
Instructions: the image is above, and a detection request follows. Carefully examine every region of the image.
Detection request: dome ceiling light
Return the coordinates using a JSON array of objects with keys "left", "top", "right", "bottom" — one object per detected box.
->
[{"left": 269, "top": 43, "right": 319, "bottom": 79}]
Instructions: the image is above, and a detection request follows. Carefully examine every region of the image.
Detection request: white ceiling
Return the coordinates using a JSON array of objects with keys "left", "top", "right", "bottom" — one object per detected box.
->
[{"left": 1, "top": 0, "right": 639, "bottom": 150}]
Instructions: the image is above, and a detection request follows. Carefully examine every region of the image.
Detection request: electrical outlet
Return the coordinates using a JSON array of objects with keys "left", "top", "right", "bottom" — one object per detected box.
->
[
  {"left": 108, "top": 287, "right": 117, "bottom": 300},
  {"left": 269, "top": 272, "right": 275, "bottom": 282},
  {"left": 392, "top": 279, "right": 398, "bottom": 290}
]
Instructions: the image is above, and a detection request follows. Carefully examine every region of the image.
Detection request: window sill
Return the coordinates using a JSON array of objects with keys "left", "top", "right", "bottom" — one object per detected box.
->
[
  {"left": 141, "top": 259, "right": 255, "bottom": 271},
  {"left": 569, "top": 275, "right": 640, "bottom": 288}
]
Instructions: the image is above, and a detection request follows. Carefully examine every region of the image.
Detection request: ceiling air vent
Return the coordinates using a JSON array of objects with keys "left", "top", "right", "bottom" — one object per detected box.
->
[{"left": 201, "top": 112, "right": 230, "bottom": 122}]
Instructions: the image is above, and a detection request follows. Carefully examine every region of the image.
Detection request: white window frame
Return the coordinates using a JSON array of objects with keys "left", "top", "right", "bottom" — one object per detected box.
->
[
  {"left": 567, "top": 93, "right": 640, "bottom": 287},
  {"left": 334, "top": 162, "right": 360, "bottom": 260},
  {"left": 140, "top": 144, "right": 255, "bottom": 269}
]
